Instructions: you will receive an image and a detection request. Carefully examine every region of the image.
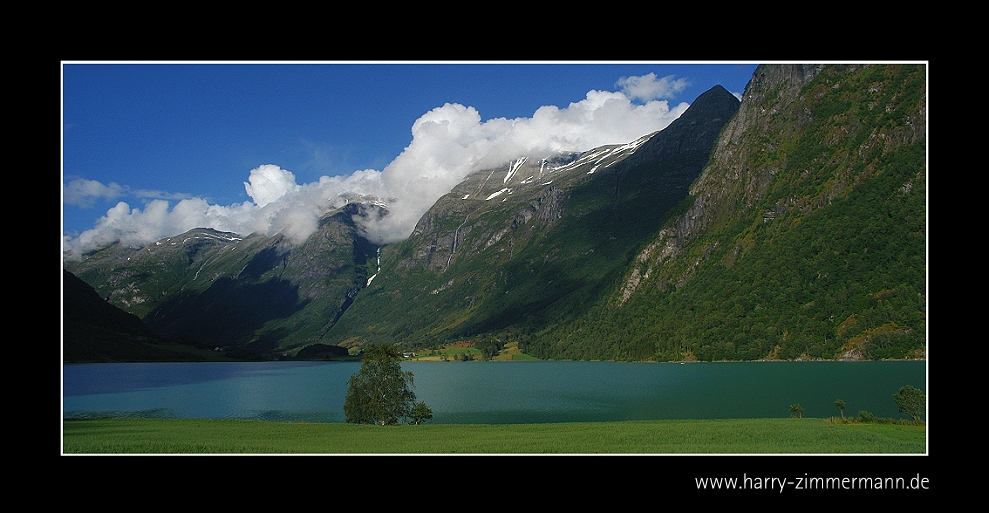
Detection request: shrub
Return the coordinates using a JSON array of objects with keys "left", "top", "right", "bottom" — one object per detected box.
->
[
  {"left": 789, "top": 403, "right": 804, "bottom": 418},
  {"left": 858, "top": 410, "right": 876, "bottom": 423}
]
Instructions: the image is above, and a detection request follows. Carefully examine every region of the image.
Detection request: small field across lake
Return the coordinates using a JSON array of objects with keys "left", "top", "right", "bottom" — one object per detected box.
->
[{"left": 62, "top": 417, "right": 925, "bottom": 454}]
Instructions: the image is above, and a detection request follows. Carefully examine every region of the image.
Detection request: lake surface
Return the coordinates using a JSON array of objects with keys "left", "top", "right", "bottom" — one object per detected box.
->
[{"left": 62, "top": 360, "right": 926, "bottom": 424}]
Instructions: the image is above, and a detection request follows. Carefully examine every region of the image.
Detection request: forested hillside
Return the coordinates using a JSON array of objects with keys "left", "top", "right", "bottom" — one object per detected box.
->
[{"left": 521, "top": 64, "right": 926, "bottom": 361}]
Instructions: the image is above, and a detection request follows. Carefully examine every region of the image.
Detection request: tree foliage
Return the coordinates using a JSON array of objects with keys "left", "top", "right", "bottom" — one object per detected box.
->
[
  {"left": 892, "top": 385, "right": 925, "bottom": 421},
  {"left": 343, "top": 343, "right": 418, "bottom": 425},
  {"left": 410, "top": 401, "right": 433, "bottom": 425}
]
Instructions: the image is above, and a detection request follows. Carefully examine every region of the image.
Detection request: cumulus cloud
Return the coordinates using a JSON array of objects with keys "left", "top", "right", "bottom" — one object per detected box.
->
[
  {"left": 62, "top": 74, "right": 692, "bottom": 258},
  {"left": 244, "top": 165, "right": 299, "bottom": 207}
]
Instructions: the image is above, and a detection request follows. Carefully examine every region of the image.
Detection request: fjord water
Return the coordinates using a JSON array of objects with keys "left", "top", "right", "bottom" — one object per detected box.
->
[{"left": 62, "top": 360, "right": 926, "bottom": 424}]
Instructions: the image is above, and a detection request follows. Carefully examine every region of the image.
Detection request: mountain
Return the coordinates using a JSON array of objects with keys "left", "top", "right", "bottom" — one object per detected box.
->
[
  {"left": 63, "top": 205, "right": 380, "bottom": 356},
  {"left": 326, "top": 84, "right": 742, "bottom": 352},
  {"left": 63, "top": 64, "right": 927, "bottom": 362},
  {"left": 522, "top": 64, "right": 927, "bottom": 361}
]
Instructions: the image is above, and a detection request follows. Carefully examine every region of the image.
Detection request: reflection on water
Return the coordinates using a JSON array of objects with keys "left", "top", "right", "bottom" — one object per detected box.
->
[{"left": 62, "top": 360, "right": 926, "bottom": 424}]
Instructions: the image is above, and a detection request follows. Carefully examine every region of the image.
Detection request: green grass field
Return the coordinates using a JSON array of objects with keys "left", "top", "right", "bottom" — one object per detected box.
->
[{"left": 62, "top": 417, "right": 926, "bottom": 454}]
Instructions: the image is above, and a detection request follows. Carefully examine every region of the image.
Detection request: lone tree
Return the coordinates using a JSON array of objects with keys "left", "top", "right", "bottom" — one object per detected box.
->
[
  {"left": 892, "top": 385, "right": 926, "bottom": 421},
  {"left": 835, "top": 399, "right": 846, "bottom": 418},
  {"left": 344, "top": 343, "right": 422, "bottom": 425}
]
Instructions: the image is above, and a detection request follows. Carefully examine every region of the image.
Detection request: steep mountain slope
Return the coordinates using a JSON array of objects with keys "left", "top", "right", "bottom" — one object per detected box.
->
[
  {"left": 325, "top": 85, "right": 741, "bottom": 351},
  {"left": 522, "top": 64, "right": 927, "bottom": 361}
]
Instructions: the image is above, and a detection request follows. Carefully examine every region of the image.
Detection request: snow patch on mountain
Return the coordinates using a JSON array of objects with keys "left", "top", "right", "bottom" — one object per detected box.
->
[
  {"left": 486, "top": 188, "right": 510, "bottom": 201},
  {"left": 504, "top": 157, "right": 527, "bottom": 184}
]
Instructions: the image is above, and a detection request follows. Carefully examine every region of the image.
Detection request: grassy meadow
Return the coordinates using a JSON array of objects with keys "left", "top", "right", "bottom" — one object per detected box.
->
[{"left": 62, "top": 417, "right": 925, "bottom": 454}]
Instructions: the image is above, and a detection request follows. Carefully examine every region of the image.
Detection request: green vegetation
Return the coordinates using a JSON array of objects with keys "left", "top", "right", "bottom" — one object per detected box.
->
[
  {"left": 892, "top": 385, "right": 926, "bottom": 421},
  {"left": 343, "top": 343, "right": 428, "bottom": 425},
  {"left": 409, "top": 401, "right": 433, "bottom": 425},
  {"left": 61, "top": 417, "right": 925, "bottom": 454},
  {"left": 835, "top": 410, "right": 924, "bottom": 426},
  {"left": 789, "top": 403, "right": 804, "bottom": 418},
  {"left": 521, "top": 64, "right": 926, "bottom": 362}
]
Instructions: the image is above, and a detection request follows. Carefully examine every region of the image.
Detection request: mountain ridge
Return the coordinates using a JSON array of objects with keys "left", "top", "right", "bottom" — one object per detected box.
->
[{"left": 62, "top": 65, "right": 927, "bottom": 363}]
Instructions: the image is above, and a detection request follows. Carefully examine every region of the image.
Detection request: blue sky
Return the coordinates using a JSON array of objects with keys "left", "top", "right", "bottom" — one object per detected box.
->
[{"left": 62, "top": 61, "right": 760, "bottom": 255}]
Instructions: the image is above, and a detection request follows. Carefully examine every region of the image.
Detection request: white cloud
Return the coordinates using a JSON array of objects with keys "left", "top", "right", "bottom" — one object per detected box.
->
[
  {"left": 63, "top": 177, "right": 195, "bottom": 208},
  {"left": 616, "top": 73, "right": 690, "bottom": 102},
  {"left": 63, "top": 76, "right": 691, "bottom": 258},
  {"left": 243, "top": 164, "right": 299, "bottom": 207},
  {"left": 63, "top": 178, "right": 126, "bottom": 207}
]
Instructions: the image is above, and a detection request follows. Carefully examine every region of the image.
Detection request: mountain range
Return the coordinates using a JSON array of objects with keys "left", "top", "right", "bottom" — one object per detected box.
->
[{"left": 62, "top": 63, "right": 927, "bottom": 363}]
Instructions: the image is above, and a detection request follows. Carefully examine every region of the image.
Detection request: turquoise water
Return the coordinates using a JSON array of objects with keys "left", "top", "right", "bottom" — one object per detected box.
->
[{"left": 62, "top": 360, "right": 926, "bottom": 424}]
